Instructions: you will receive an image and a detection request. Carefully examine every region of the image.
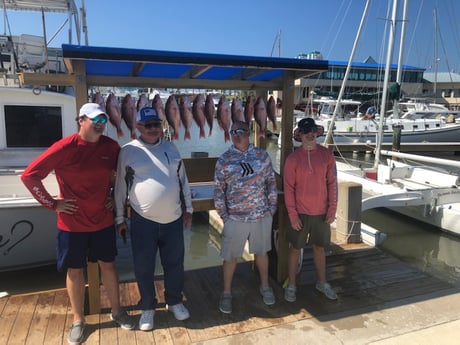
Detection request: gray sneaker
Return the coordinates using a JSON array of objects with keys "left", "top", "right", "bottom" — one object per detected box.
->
[
  {"left": 219, "top": 293, "right": 232, "bottom": 314},
  {"left": 284, "top": 284, "right": 297, "bottom": 302},
  {"left": 259, "top": 286, "right": 276, "bottom": 305},
  {"left": 315, "top": 282, "right": 338, "bottom": 300},
  {"left": 67, "top": 320, "right": 85, "bottom": 345},
  {"left": 110, "top": 310, "right": 135, "bottom": 330}
]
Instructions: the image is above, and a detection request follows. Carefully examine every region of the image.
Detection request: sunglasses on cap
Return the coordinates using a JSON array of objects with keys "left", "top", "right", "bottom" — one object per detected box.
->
[
  {"left": 89, "top": 115, "right": 107, "bottom": 124},
  {"left": 298, "top": 126, "right": 317, "bottom": 134},
  {"left": 139, "top": 122, "right": 162, "bottom": 129},
  {"left": 230, "top": 128, "right": 247, "bottom": 135}
]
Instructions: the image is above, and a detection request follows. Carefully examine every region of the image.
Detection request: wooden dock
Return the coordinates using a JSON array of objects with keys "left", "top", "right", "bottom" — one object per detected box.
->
[{"left": 0, "top": 243, "right": 453, "bottom": 345}]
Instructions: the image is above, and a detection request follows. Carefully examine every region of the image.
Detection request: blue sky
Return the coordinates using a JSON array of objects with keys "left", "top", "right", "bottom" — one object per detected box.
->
[{"left": 2, "top": 0, "right": 459, "bottom": 72}]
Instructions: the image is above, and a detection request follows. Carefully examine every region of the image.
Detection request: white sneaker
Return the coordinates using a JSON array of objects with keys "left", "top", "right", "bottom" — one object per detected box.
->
[
  {"left": 139, "top": 309, "right": 155, "bottom": 331},
  {"left": 167, "top": 303, "right": 190, "bottom": 320}
]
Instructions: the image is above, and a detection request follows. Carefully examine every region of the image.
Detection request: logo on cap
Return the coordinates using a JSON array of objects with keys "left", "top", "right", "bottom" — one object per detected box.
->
[{"left": 136, "top": 107, "right": 160, "bottom": 122}]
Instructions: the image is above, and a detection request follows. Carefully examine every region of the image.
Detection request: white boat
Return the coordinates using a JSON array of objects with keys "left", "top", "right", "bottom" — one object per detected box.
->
[
  {"left": 279, "top": 101, "right": 460, "bottom": 148},
  {"left": 0, "top": 87, "right": 76, "bottom": 271},
  {"left": 333, "top": 0, "right": 460, "bottom": 240},
  {"left": 0, "top": 1, "right": 89, "bottom": 272}
]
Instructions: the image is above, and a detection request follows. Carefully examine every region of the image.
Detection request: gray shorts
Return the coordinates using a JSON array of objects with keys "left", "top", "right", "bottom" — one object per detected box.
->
[
  {"left": 220, "top": 216, "right": 273, "bottom": 261},
  {"left": 286, "top": 214, "right": 331, "bottom": 249}
]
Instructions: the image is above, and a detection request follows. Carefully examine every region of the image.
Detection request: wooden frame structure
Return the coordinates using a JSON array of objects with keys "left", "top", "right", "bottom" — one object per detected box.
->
[{"left": 18, "top": 44, "right": 328, "bottom": 314}]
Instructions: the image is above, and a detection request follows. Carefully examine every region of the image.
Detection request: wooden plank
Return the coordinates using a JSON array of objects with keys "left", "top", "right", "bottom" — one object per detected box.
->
[
  {"left": 99, "top": 313, "right": 117, "bottom": 345},
  {"left": 25, "top": 292, "right": 54, "bottom": 345},
  {"left": 0, "top": 295, "right": 22, "bottom": 345},
  {"left": 84, "top": 313, "right": 101, "bottom": 345},
  {"left": 43, "top": 289, "right": 69, "bottom": 344},
  {"left": 87, "top": 262, "right": 100, "bottom": 315}
]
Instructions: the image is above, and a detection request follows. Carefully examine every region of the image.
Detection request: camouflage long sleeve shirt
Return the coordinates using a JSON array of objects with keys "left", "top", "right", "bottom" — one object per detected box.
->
[{"left": 213, "top": 144, "right": 278, "bottom": 222}]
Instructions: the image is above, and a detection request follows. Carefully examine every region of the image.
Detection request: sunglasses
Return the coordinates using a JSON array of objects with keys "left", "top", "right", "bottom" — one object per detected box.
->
[
  {"left": 139, "top": 122, "right": 162, "bottom": 129},
  {"left": 90, "top": 116, "right": 108, "bottom": 124},
  {"left": 230, "top": 128, "right": 247, "bottom": 136}
]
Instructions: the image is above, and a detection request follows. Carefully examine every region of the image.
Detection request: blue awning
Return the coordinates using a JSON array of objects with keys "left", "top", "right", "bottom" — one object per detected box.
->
[{"left": 62, "top": 44, "right": 329, "bottom": 90}]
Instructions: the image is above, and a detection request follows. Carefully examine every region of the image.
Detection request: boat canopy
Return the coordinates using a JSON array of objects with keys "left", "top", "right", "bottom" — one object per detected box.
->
[{"left": 60, "top": 44, "right": 329, "bottom": 90}]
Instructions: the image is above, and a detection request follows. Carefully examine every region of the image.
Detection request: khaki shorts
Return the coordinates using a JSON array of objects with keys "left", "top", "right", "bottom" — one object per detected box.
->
[
  {"left": 220, "top": 216, "right": 273, "bottom": 261},
  {"left": 286, "top": 214, "right": 330, "bottom": 249}
]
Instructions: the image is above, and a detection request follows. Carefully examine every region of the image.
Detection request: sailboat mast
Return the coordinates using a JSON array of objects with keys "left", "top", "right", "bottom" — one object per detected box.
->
[
  {"left": 374, "top": 0, "right": 399, "bottom": 169},
  {"left": 323, "top": 0, "right": 372, "bottom": 145},
  {"left": 393, "top": 0, "right": 408, "bottom": 120},
  {"left": 433, "top": 7, "right": 438, "bottom": 101}
]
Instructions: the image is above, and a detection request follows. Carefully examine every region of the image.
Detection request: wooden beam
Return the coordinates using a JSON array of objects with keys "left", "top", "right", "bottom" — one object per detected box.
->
[
  {"left": 18, "top": 72, "right": 76, "bottom": 86},
  {"left": 85, "top": 75, "right": 282, "bottom": 90}
]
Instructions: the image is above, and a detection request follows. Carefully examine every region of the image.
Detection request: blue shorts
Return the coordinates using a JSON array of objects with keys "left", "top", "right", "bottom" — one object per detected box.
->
[{"left": 56, "top": 225, "right": 117, "bottom": 272}]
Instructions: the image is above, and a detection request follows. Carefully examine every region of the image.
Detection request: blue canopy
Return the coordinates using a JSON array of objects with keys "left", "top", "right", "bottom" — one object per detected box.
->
[{"left": 61, "top": 44, "right": 328, "bottom": 90}]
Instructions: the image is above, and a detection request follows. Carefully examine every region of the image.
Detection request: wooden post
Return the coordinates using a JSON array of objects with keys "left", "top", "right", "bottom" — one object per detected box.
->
[
  {"left": 336, "top": 181, "right": 362, "bottom": 243},
  {"left": 87, "top": 262, "right": 100, "bottom": 314}
]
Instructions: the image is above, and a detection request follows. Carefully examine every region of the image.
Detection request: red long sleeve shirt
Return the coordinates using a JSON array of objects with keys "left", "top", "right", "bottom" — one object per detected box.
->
[{"left": 21, "top": 133, "right": 120, "bottom": 232}]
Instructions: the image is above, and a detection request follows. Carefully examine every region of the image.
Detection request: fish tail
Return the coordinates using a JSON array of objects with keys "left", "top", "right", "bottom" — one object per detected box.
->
[
  {"left": 184, "top": 130, "right": 191, "bottom": 140},
  {"left": 258, "top": 129, "right": 265, "bottom": 138},
  {"left": 208, "top": 127, "right": 213, "bottom": 137},
  {"left": 117, "top": 128, "right": 124, "bottom": 137},
  {"left": 199, "top": 127, "right": 205, "bottom": 138},
  {"left": 224, "top": 131, "right": 230, "bottom": 142}
]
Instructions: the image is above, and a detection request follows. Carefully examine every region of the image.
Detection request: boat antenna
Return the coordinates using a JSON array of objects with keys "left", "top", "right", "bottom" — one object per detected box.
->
[
  {"left": 323, "top": 0, "right": 371, "bottom": 145},
  {"left": 270, "top": 30, "right": 281, "bottom": 57}
]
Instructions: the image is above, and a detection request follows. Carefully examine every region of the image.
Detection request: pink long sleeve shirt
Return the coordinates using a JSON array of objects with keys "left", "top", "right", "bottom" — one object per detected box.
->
[{"left": 283, "top": 146, "right": 337, "bottom": 223}]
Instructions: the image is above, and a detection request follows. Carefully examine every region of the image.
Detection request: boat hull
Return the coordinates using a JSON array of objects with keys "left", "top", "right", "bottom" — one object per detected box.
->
[
  {"left": 337, "top": 161, "right": 460, "bottom": 237},
  {"left": 0, "top": 199, "right": 56, "bottom": 272}
]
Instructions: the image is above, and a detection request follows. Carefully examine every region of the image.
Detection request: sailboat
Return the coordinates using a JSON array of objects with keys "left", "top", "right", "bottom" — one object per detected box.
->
[{"left": 334, "top": 0, "right": 460, "bottom": 241}]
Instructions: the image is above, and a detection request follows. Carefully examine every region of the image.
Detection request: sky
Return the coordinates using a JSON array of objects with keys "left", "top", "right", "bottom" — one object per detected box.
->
[{"left": 1, "top": 0, "right": 459, "bottom": 73}]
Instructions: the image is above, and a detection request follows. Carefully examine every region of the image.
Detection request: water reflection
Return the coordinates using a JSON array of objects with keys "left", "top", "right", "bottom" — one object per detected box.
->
[{"left": 363, "top": 208, "right": 460, "bottom": 287}]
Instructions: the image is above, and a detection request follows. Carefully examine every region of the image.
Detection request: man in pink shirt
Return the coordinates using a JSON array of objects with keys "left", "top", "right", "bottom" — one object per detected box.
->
[
  {"left": 21, "top": 103, "right": 134, "bottom": 344},
  {"left": 283, "top": 118, "right": 338, "bottom": 302}
]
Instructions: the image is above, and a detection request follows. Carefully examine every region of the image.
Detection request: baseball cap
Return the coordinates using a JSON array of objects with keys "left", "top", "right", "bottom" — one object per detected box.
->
[
  {"left": 79, "top": 103, "right": 107, "bottom": 119},
  {"left": 136, "top": 107, "right": 161, "bottom": 122}
]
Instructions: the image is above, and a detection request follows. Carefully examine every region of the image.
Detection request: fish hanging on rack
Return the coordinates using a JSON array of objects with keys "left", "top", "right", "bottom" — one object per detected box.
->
[
  {"left": 204, "top": 94, "right": 215, "bottom": 136},
  {"left": 165, "top": 95, "right": 181, "bottom": 140},
  {"left": 179, "top": 94, "right": 193, "bottom": 140},
  {"left": 192, "top": 94, "right": 206, "bottom": 138},
  {"left": 106, "top": 93, "right": 124, "bottom": 137},
  {"left": 217, "top": 95, "right": 231, "bottom": 142},
  {"left": 121, "top": 94, "right": 137, "bottom": 139},
  {"left": 254, "top": 96, "right": 267, "bottom": 137}
]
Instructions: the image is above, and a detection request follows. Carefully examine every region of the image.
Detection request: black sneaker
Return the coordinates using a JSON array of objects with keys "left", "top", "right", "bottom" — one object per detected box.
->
[
  {"left": 67, "top": 320, "right": 85, "bottom": 345},
  {"left": 110, "top": 310, "right": 135, "bottom": 330}
]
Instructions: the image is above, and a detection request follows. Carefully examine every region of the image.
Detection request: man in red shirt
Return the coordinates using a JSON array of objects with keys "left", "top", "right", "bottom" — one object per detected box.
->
[{"left": 21, "top": 103, "right": 134, "bottom": 344}]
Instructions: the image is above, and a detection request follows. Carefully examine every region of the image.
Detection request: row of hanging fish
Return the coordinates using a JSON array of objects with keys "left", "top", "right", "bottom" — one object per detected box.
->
[{"left": 91, "top": 91, "right": 278, "bottom": 143}]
